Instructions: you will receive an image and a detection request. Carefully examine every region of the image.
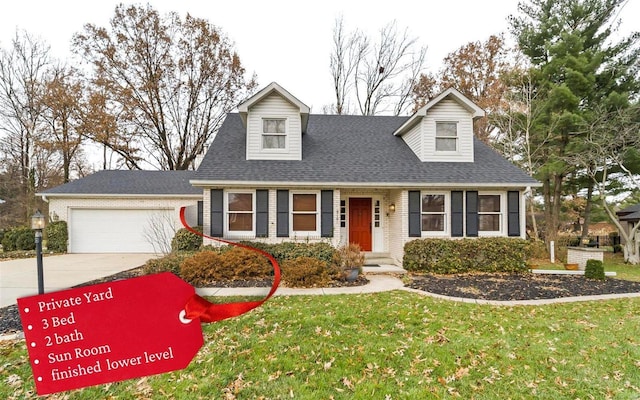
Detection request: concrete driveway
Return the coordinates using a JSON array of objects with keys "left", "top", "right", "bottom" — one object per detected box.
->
[{"left": 0, "top": 253, "right": 155, "bottom": 308}]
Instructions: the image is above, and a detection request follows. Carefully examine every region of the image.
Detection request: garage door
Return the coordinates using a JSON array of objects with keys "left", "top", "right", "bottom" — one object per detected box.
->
[{"left": 69, "top": 209, "right": 175, "bottom": 253}]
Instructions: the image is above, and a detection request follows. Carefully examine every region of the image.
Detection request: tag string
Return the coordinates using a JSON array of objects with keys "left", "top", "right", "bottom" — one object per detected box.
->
[{"left": 179, "top": 207, "right": 281, "bottom": 323}]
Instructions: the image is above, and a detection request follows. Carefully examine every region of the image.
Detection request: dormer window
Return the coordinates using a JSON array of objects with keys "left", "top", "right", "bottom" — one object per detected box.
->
[
  {"left": 262, "top": 118, "right": 286, "bottom": 149},
  {"left": 435, "top": 122, "right": 458, "bottom": 151}
]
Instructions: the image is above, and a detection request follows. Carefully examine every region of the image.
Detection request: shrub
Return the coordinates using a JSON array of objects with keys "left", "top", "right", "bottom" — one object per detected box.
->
[
  {"left": 45, "top": 221, "right": 68, "bottom": 252},
  {"left": 332, "top": 243, "right": 365, "bottom": 273},
  {"left": 281, "top": 256, "right": 338, "bottom": 288},
  {"left": 526, "top": 239, "right": 548, "bottom": 259},
  {"left": 403, "top": 237, "right": 530, "bottom": 274},
  {"left": 1, "top": 227, "right": 35, "bottom": 251},
  {"left": 171, "top": 227, "right": 203, "bottom": 252},
  {"left": 585, "top": 259, "right": 605, "bottom": 280},
  {"left": 144, "top": 252, "right": 192, "bottom": 275},
  {"left": 179, "top": 250, "right": 223, "bottom": 286},
  {"left": 239, "top": 241, "right": 337, "bottom": 264},
  {"left": 217, "top": 246, "right": 273, "bottom": 280}
]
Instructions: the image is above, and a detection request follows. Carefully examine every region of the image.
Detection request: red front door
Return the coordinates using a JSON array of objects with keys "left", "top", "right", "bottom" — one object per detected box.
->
[{"left": 349, "top": 198, "right": 372, "bottom": 251}]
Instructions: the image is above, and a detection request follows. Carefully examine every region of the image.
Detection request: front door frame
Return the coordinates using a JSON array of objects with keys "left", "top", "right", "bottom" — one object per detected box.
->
[{"left": 348, "top": 197, "right": 372, "bottom": 251}]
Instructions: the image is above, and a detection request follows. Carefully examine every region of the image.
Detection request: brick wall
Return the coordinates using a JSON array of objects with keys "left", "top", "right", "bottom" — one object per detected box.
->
[{"left": 567, "top": 247, "right": 604, "bottom": 270}]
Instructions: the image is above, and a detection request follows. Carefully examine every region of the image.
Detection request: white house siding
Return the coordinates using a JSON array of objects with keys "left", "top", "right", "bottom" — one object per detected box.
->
[
  {"left": 46, "top": 197, "right": 199, "bottom": 253},
  {"left": 422, "top": 98, "right": 474, "bottom": 162},
  {"left": 246, "top": 93, "right": 302, "bottom": 160},
  {"left": 401, "top": 122, "right": 422, "bottom": 160},
  {"left": 388, "top": 189, "right": 407, "bottom": 264}
]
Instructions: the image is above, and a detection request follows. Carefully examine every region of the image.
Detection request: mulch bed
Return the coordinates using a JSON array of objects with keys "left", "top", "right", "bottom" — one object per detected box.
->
[{"left": 407, "top": 273, "right": 640, "bottom": 301}]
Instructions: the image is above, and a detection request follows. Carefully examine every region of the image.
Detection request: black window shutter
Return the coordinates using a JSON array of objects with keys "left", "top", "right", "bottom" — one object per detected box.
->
[
  {"left": 210, "top": 189, "right": 223, "bottom": 237},
  {"left": 507, "top": 191, "right": 521, "bottom": 237},
  {"left": 276, "top": 190, "right": 289, "bottom": 237},
  {"left": 451, "top": 191, "right": 463, "bottom": 237},
  {"left": 256, "top": 190, "right": 269, "bottom": 237},
  {"left": 321, "top": 190, "right": 334, "bottom": 237},
  {"left": 408, "top": 190, "right": 421, "bottom": 237},
  {"left": 466, "top": 191, "right": 478, "bottom": 237},
  {"left": 197, "top": 201, "right": 203, "bottom": 227}
]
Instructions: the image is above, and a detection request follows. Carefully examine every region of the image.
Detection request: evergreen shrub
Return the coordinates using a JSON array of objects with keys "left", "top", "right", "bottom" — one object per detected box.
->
[
  {"left": 584, "top": 259, "right": 605, "bottom": 280},
  {"left": 403, "top": 237, "right": 530, "bottom": 274}
]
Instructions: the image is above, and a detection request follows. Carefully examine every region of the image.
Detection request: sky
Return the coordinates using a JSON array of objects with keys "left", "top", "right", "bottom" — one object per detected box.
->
[{"left": 1, "top": 0, "right": 639, "bottom": 112}]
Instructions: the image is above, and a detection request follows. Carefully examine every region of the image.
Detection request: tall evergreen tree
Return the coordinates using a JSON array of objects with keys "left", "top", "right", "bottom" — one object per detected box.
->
[{"left": 509, "top": 0, "right": 640, "bottom": 245}]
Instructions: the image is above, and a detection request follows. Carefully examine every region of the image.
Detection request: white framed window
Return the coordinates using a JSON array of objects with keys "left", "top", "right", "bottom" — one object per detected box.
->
[
  {"left": 262, "top": 118, "right": 286, "bottom": 149},
  {"left": 435, "top": 121, "right": 458, "bottom": 151},
  {"left": 478, "top": 193, "right": 502, "bottom": 233},
  {"left": 291, "top": 191, "right": 320, "bottom": 236},
  {"left": 421, "top": 192, "right": 449, "bottom": 235},
  {"left": 226, "top": 191, "right": 255, "bottom": 236}
]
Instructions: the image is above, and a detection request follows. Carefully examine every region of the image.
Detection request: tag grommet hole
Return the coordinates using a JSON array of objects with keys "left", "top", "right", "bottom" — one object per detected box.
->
[{"left": 179, "top": 310, "right": 192, "bottom": 324}]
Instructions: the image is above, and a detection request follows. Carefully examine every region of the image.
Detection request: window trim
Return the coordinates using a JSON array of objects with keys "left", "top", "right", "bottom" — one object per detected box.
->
[
  {"left": 477, "top": 192, "right": 504, "bottom": 236},
  {"left": 435, "top": 121, "right": 458, "bottom": 152},
  {"left": 290, "top": 190, "right": 321, "bottom": 237},
  {"left": 420, "top": 191, "right": 450, "bottom": 237},
  {"left": 261, "top": 117, "right": 288, "bottom": 150},
  {"left": 224, "top": 190, "right": 256, "bottom": 238}
]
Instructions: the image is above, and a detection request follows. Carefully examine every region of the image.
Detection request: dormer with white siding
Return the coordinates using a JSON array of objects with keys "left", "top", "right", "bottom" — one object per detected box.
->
[
  {"left": 393, "top": 88, "right": 484, "bottom": 162},
  {"left": 238, "top": 82, "right": 310, "bottom": 161}
]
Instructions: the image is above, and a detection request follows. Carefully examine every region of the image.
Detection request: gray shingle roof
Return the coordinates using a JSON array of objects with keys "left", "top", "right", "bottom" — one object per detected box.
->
[
  {"left": 193, "top": 113, "right": 539, "bottom": 187},
  {"left": 41, "top": 170, "right": 201, "bottom": 196},
  {"left": 619, "top": 211, "right": 640, "bottom": 221}
]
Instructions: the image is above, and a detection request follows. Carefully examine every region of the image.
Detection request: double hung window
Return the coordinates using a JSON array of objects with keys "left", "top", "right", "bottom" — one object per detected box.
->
[
  {"left": 262, "top": 118, "right": 286, "bottom": 149},
  {"left": 292, "top": 193, "right": 318, "bottom": 234},
  {"left": 227, "top": 192, "right": 253, "bottom": 233},
  {"left": 421, "top": 194, "right": 446, "bottom": 232},
  {"left": 435, "top": 122, "right": 458, "bottom": 151},
  {"left": 478, "top": 194, "right": 501, "bottom": 232}
]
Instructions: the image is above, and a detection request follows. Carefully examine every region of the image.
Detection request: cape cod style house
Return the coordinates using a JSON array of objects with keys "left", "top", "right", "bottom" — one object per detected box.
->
[{"left": 41, "top": 83, "right": 539, "bottom": 263}]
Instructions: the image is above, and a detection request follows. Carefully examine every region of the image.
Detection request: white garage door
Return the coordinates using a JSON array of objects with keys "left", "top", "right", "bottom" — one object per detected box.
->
[{"left": 69, "top": 209, "right": 175, "bottom": 253}]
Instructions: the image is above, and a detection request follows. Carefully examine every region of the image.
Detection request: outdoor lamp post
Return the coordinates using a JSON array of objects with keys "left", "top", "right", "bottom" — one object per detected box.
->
[{"left": 31, "top": 210, "right": 46, "bottom": 294}]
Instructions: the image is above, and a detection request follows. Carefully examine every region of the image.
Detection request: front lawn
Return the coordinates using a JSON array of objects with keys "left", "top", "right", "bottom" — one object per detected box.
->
[{"left": 2, "top": 291, "right": 640, "bottom": 399}]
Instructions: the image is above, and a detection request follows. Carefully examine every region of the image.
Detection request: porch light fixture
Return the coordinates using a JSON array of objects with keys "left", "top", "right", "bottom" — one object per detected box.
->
[
  {"left": 31, "top": 210, "right": 46, "bottom": 294},
  {"left": 388, "top": 203, "right": 396, "bottom": 212}
]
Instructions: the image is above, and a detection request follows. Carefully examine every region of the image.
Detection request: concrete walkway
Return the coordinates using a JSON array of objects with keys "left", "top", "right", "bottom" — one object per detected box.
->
[{"left": 0, "top": 254, "right": 155, "bottom": 308}]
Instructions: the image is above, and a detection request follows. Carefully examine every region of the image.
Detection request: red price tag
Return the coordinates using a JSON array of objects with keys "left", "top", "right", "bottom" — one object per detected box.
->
[{"left": 18, "top": 273, "right": 203, "bottom": 395}]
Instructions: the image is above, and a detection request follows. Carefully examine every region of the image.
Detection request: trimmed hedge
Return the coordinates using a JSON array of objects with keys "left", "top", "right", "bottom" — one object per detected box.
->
[
  {"left": 45, "top": 221, "right": 68, "bottom": 252},
  {"left": 403, "top": 237, "right": 530, "bottom": 274},
  {"left": 585, "top": 259, "right": 605, "bottom": 280},
  {"left": 238, "top": 241, "right": 337, "bottom": 264}
]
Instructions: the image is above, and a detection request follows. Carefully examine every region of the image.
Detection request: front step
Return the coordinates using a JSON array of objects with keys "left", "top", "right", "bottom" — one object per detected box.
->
[
  {"left": 364, "top": 252, "right": 397, "bottom": 266},
  {"left": 363, "top": 253, "right": 406, "bottom": 275}
]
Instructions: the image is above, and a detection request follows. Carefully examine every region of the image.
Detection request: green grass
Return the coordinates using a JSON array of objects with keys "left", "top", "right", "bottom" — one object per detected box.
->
[{"left": 3, "top": 291, "right": 640, "bottom": 399}]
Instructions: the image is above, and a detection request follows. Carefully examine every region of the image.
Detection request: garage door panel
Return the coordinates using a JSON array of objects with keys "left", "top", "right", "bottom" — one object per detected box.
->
[{"left": 70, "top": 209, "right": 174, "bottom": 253}]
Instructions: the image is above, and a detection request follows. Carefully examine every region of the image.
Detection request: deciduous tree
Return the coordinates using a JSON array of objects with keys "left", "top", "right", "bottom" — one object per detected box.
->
[
  {"left": 328, "top": 19, "right": 426, "bottom": 116},
  {"left": 40, "top": 66, "right": 86, "bottom": 183},
  {"left": 73, "top": 4, "right": 256, "bottom": 170},
  {"left": 569, "top": 104, "right": 640, "bottom": 263},
  {"left": 0, "top": 31, "right": 51, "bottom": 223}
]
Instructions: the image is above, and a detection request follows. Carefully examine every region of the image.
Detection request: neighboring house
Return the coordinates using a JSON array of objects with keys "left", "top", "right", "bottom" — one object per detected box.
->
[
  {"left": 617, "top": 204, "right": 640, "bottom": 244},
  {"left": 40, "top": 83, "right": 539, "bottom": 263}
]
